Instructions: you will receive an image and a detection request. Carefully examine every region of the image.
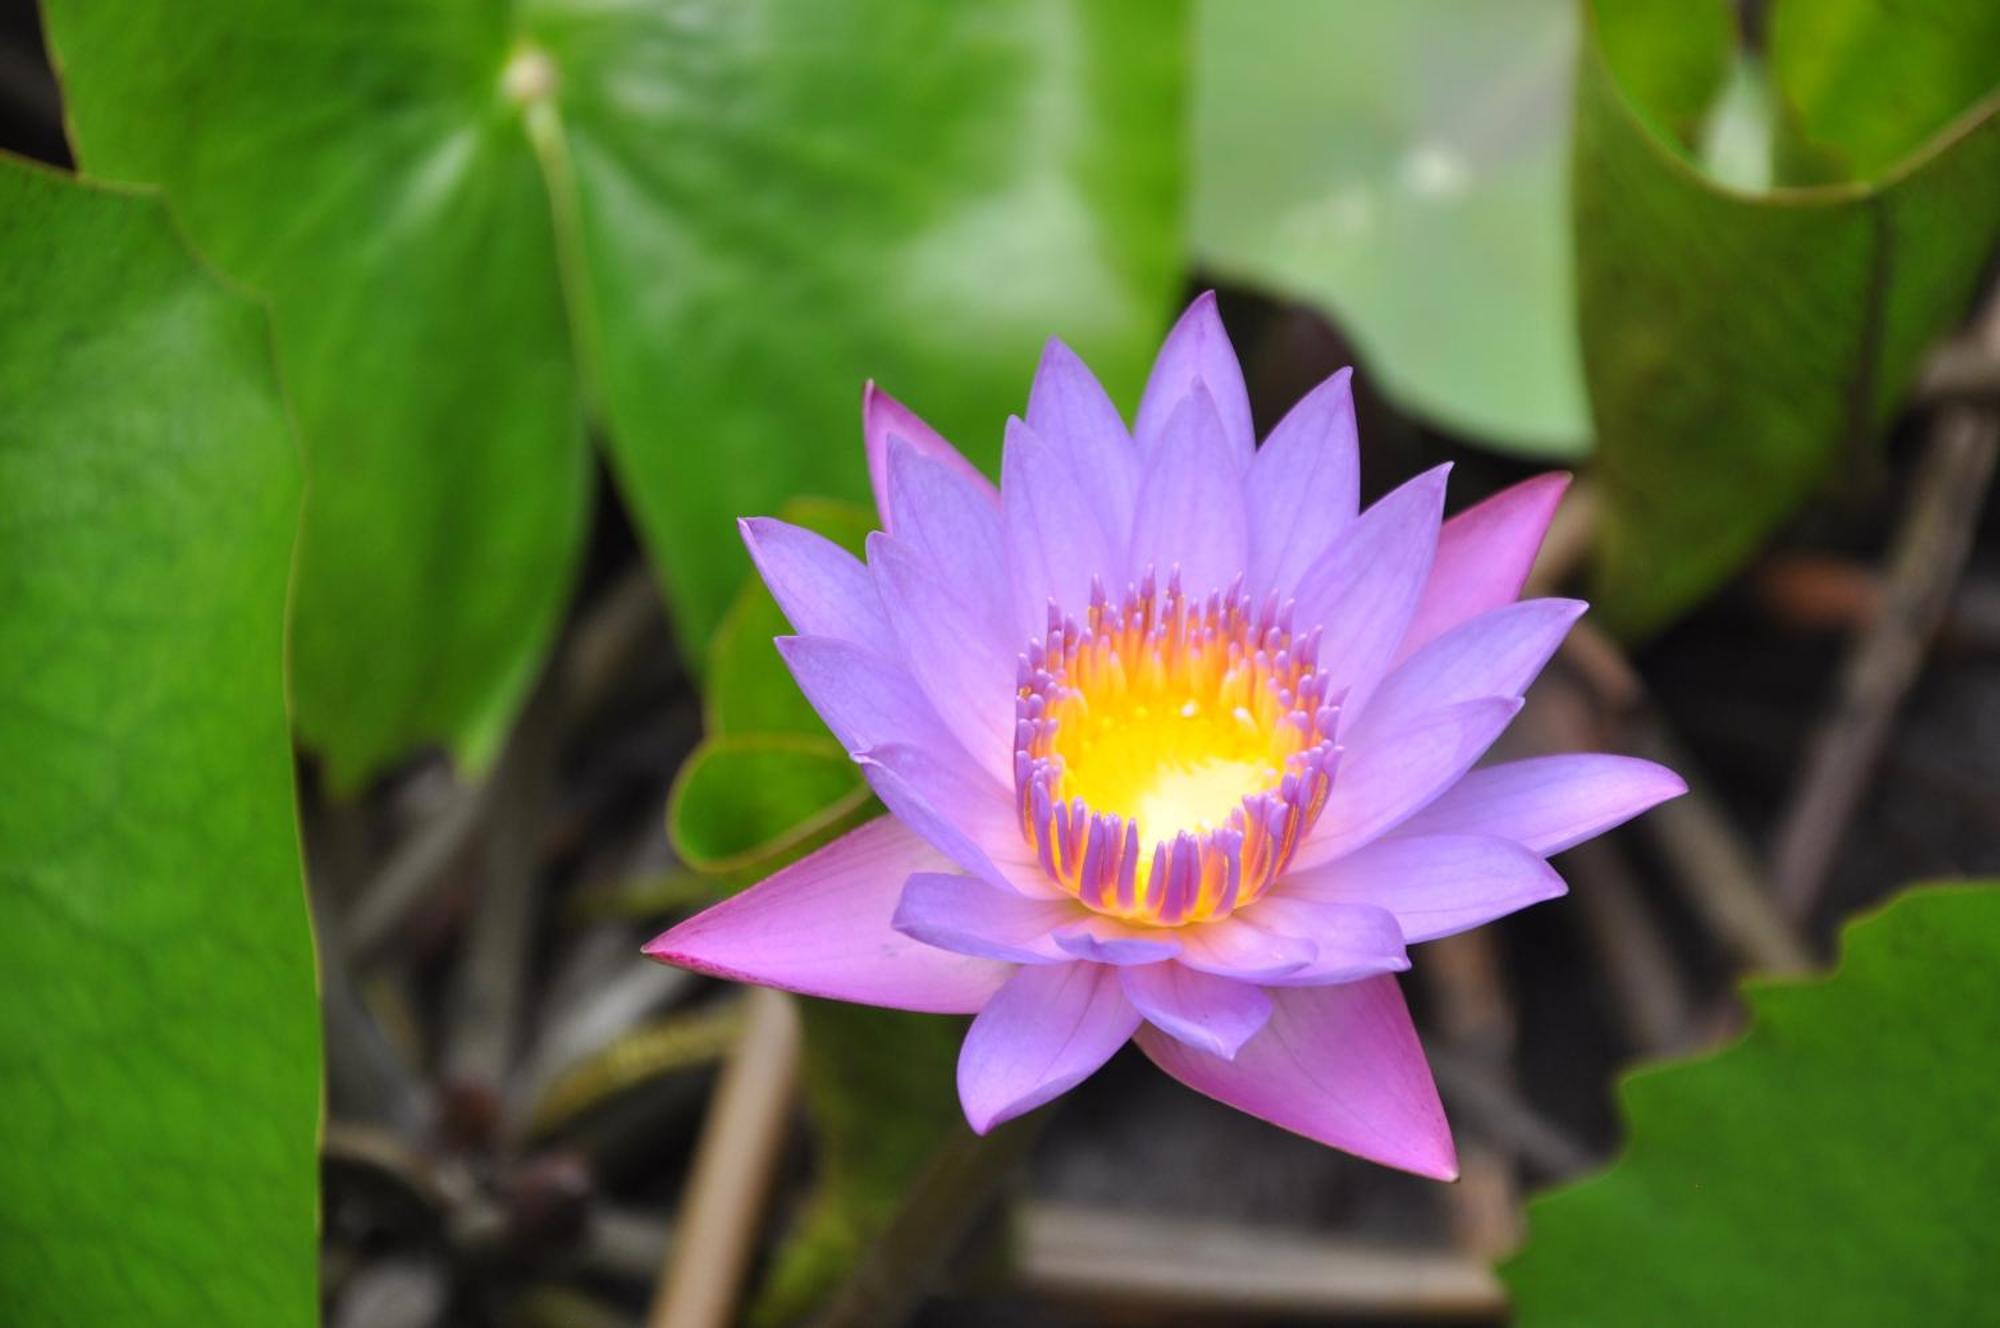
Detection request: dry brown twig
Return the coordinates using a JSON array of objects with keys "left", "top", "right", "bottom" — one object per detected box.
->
[
  {"left": 1772, "top": 298, "right": 2000, "bottom": 926},
  {"left": 648, "top": 987, "right": 803, "bottom": 1328}
]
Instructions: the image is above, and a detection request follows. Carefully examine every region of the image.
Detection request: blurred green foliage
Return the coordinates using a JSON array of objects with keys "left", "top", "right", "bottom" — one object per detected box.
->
[
  {"left": 40, "top": 0, "right": 1188, "bottom": 788},
  {"left": 0, "top": 161, "right": 319, "bottom": 1326},
  {"left": 1505, "top": 883, "right": 2000, "bottom": 1325},
  {"left": 1581, "top": 0, "right": 2000, "bottom": 637},
  {"left": 1195, "top": 0, "right": 1589, "bottom": 456}
]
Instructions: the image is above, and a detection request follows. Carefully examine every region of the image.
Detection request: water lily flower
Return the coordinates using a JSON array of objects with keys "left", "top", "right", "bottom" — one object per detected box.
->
[{"left": 646, "top": 294, "right": 1684, "bottom": 1178}]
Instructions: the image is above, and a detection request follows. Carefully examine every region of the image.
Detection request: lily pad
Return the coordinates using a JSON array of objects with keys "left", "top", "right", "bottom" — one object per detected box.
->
[
  {"left": 1578, "top": 0, "right": 2000, "bottom": 637},
  {"left": 1505, "top": 883, "right": 2000, "bottom": 1325},
  {"left": 42, "top": 0, "right": 1187, "bottom": 786},
  {"left": 0, "top": 159, "right": 318, "bottom": 1325},
  {"left": 1194, "top": 0, "right": 1588, "bottom": 455}
]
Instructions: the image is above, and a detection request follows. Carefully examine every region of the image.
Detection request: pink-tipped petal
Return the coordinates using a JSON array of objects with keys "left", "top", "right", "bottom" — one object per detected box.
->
[
  {"left": 856, "top": 750, "right": 1038, "bottom": 900},
  {"left": 864, "top": 381, "right": 995, "bottom": 533},
  {"left": 1138, "top": 975, "right": 1458, "bottom": 1179},
  {"left": 1297, "top": 696, "right": 1524, "bottom": 870},
  {"left": 892, "top": 872, "right": 1075, "bottom": 963},
  {"left": 1176, "top": 914, "right": 1318, "bottom": 981},
  {"left": 1396, "top": 472, "right": 1569, "bottom": 664},
  {"left": 1392, "top": 755, "right": 1688, "bottom": 856},
  {"left": 1246, "top": 368, "right": 1361, "bottom": 599},
  {"left": 869, "top": 533, "right": 1014, "bottom": 776},
  {"left": 1027, "top": 338, "right": 1140, "bottom": 542},
  {"left": 1120, "top": 963, "right": 1272, "bottom": 1059},
  {"left": 1134, "top": 292, "right": 1255, "bottom": 466},
  {"left": 1128, "top": 385, "right": 1250, "bottom": 599},
  {"left": 885, "top": 437, "right": 1013, "bottom": 643},
  {"left": 740, "top": 517, "right": 894, "bottom": 656},
  {"left": 1002, "top": 416, "right": 1124, "bottom": 637},
  {"left": 1348, "top": 598, "right": 1586, "bottom": 740},
  {"left": 1281, "top": 834, "right": 1566, "bottom": 943},
  {"left": 1233, "top": 898, "right": 1412, "bottom": 986},
  {"left": 958, "top": 962, "right": 1140, "bottom": 1133},
  {"left": 1291, "top": 465, "right": 1451, "bottom": 716},
  {"left": 644, "top": 817, "right": 1010, "bottom": 1013},
  {"left": 1051, "top": 914, "right": 1184, "bottom": 965}
]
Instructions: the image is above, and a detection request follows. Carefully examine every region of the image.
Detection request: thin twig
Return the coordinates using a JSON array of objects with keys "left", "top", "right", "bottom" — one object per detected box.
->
[
  {"left": 442, "top": 662, "right": 567, "bottom": 1127},
  {"left": 1424, "top": 1047, "right": 1596, "bottom": 1180},
  {"left": 1772, "top": 313, "right": 2000, "bottom": 923},
  {"left": 647, "top": 988, "right": 803, "bottom": 1328},
  {"left": 1755, "top": 552, "right": 2000, "bottom": 653},
  {"left": 1916, "top": 334, "right": 2000, "bottom": 409},
  {"left": 1017, "top": 1204, "right": 1506, "bottom": 1321},
  {"left": 1554, "top": 623, "right": 1811, "bottom": 975},
  {"left": 1629, "top": 722, "right": 1814, "bottom": 975},
  {"left": 342, "top": 778, "right": 489, "bottom": 966},
  {"left": 1419, "top": 932, "right": 1522, "bottom": 1254},
  {"left": 1512, "top": 666, "right": 1698, "bottom": 1054}
]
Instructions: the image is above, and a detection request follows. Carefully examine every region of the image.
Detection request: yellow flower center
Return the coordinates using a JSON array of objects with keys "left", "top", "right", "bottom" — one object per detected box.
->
[{"left": 1015, "top": 579, "right": 1339, "bottom": 926}]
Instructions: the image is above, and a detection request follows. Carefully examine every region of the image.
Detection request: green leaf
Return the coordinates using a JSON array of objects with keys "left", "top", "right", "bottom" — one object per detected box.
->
[
  {"left": 42, "top": 0, "right": 1187, "bottom": 787},
  {"left": 1504, "top": 883, "right": 2000, "bottom": 1325},
  {"left": 667, "top": 734, "right": 873, "bottom": 879},
  {"left": 1578, "top": 0, "right": 2000, "bottom": 637},
  {"left": 1193, "top": 0, "right": 1588, "bottom": 455},
  {"left": 0, "top": 160, "right": 318, "bottom": 1325}
]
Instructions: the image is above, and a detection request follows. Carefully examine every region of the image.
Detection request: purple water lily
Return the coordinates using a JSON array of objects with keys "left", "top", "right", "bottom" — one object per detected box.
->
[{"left": 646, "top": 294, "right": 1683, "bottom": 1179}]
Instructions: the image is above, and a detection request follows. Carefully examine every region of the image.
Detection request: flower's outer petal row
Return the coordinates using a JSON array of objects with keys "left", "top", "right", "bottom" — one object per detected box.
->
[
  {"left": 1395, "top": 471, "right": 1570, "bottom": 665},
  {"left": 1027, "top": 338, "right": 1141, "bottom": 544},
  {"left": 1294, "top": 696, "right": 1524, "bottom": 870},
  {"left": 1246, "top": 368, "right": 1361, "bottom": 599},
  {"left": 1279, "top": 834, "right": 1566, "bottom": 944},
  {"left": 885, "top": 437, "right": 1014, "bottom": 649},
  {"left": 1291, "top": 464, "right": 1450, "bottom": 718},
  {"left": 869, "top": 532, "right": 1015, "bottom": 777},
  {"left": 1136, "top": 975, "right": 1458, "bottom": 1180},
  {"left": 1234, "top": 898, "right": 1412, "bottom": 986},
  {"left": 1002, "top": 416, "right": 1126, "bottom": 640},
  {"left": 1134, "top": 291, "right": 1255, "bottom": 467},
  {"left": 1120, "top": 963, "right": 1272, "bottom": 1059},
  {"left": 740, "top": 517, "right": 896, "bottom": 656},
  {"left": 856, "top": 742, "right": 1065, "bottom": 898},
  {"left": 1347, "top": 597, "right": 1586, "bottom": 742},
  {"left": 864, "top": 380, "right": 996, "bottom": 534},
  {"left": 892, "top": 871, "right": 1075, "bottom": 963},
  {"left": 958, "top": 962, "right": 1141, "bottom": 1133},
  {"left": 644, "top": 817, "right": 1011, "bottom": 1014},
  {"left": 1391, "top": 755, "right": 1688, "bottom": 856},
  {"left": 1128, "top": 385, "right": 1249, "bottom": 600}
]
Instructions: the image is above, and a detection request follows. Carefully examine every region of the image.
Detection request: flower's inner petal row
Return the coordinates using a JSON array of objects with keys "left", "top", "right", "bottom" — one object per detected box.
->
[{"left": 1015, "top": 576, "right": 1339, "bottom": 926}]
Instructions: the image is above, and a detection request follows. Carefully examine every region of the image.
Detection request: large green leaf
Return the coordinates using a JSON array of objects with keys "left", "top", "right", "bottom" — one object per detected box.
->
[
  {"left": 0, "top": 160, "right": 319, "bottom": 1325},
  {"left": 1193, "top": 0, "right": 1588, "bottom": 455},
  {"left": 1579, "top": 0, "right": 2000, "bottom": 637},
  {"left": 42, "top": 0, "right": 1186, "bottom": 787},
  {"left": 1504, "top": 883, "right": 2000, "bottom": 1325}
]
